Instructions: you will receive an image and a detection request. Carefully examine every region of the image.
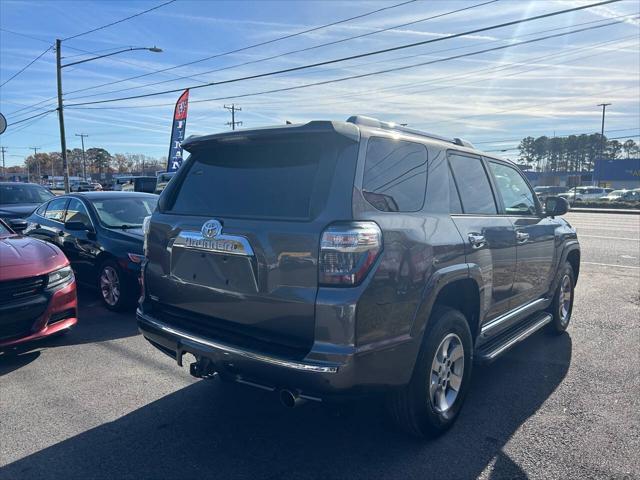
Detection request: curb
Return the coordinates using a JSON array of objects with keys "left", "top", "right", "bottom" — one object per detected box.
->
[{"left": 569, "top": 208, "right": 640, "bottom": 215}]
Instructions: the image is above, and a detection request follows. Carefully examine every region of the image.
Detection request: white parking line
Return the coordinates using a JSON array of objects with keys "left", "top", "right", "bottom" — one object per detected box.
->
[
  {"left": 582, "top": 262, "right": 640, "bottom": 269},
  {"left": 579, "top": 235, "right": 639, "bottom": 241}
]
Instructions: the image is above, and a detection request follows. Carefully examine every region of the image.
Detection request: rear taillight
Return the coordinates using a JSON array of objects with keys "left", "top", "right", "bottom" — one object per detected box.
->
[{"left": 319, "top": 222, "right": 382, "bottom": 286}]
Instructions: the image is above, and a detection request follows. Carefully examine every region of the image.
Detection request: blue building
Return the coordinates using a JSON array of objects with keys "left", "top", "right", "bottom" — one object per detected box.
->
[
  {"left": 524, "top": 158, "right": 639, "bottom": 189},
  {"left": 593, "top": 158, "right": 640, "bottom": 189}
]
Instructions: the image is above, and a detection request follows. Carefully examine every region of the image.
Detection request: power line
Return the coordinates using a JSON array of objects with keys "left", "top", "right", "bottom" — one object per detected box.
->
[
  {"left": 69, "top": 27, "right": 637, "bottom": 114},
  {"left": 61, "top": 0, "right": 177, "bottom": 41},
  {"left": 2, "top": 0, "right": 417, "bottom": 119},
  {"left": 67, "top": 15, "right": 631, "bottom": 112},
  {"left": 63, "top": 0, "right": 625, "bottom": 108},
  {"left": 0, "top": 46, "right": 53, "bottom": 88},
  {"left": 239, "top": 26, "right": 638, "bottom": 109},
  {"left": 60, "top": 0, "right": 418, "bottom": 98},
  {"left": 0, "top": 27, "right": 51, "bottom": 44},
  {"left": 65, "top": 0, "right": 498, "bottom": 102},
  {"left": 7, "top": 109, "right": 57, "bottom": 127}
]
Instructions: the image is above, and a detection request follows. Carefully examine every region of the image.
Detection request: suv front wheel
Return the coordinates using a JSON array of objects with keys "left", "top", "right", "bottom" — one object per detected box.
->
[{"left": 388, "top": 307, "right": 473, "bottom": 438}]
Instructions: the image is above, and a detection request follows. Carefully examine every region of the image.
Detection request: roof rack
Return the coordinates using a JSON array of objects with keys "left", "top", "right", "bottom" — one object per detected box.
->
[{"left": 346, "top": 115, "right": 474, "bottom": 149}]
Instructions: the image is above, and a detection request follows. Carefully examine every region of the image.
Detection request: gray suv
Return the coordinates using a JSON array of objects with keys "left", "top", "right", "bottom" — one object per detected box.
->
[{"left": 138, "top": 116, "right": 580, "bottom": 437}]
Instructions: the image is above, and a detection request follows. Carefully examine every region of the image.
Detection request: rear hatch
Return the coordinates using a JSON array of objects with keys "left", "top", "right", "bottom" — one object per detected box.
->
[{"left": 144, "top": 122, "right": 359, "bottom": 358}]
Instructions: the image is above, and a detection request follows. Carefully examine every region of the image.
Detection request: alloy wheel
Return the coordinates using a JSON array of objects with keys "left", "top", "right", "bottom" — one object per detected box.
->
[
  {"left": 558, "top": 274, "right": 572, "bottom": 326},
  {"left": 100, "top": 266, "right": 120, "bottom": 307},
  {"left": 429, "top": 333, "right": 464, "bottom": 413}
]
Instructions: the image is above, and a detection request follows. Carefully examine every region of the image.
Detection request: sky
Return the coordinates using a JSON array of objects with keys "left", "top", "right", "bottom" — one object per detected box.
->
[{"left": 1, "top": 0, "right": 639, "bottom": 167}]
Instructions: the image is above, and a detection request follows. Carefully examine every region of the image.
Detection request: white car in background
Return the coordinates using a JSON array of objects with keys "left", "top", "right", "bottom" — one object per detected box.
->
[{"left": 559, "top": 186, "right": 613, "bottom": 204}]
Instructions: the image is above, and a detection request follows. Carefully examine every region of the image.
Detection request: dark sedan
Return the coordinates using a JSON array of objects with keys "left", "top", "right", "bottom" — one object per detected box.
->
[
  {"left": 0, "top": 182, "right": 55, "bottom": 232},
  {"left": 24, "top": 192, "right": 157, "bottom": 311}
]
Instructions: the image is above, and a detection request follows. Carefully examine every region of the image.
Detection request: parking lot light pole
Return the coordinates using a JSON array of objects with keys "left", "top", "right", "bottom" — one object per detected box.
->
[{"left": 56, "top": 43, "right": 163, "bottom": 193}]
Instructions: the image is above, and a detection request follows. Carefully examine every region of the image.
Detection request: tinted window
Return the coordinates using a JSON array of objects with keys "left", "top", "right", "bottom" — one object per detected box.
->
[
  {"left": 44, "top": 197, "right": 68, "bottom": 222},
  {"left": 362, "top": 137, "right": 427, "bottom": 212},
  {"left": 489, "top": 162, "right": 537, "bottom": 215},
  {"left": 449, "top": 172, "right": 463, "bottom": 214},
  {"left": 36, "top": 204, "right": 47, "bottom": 216},
  {"left": 65, "top": 198, "right": 92, "bottom": 227},
  {"left": 448, "top": 154, "right": 497, "bottom": 214},
  {"left": 90, "top": 196, "right": 157, "bottom": 228},
  {"left": 0, "top": 183, "right": 54, "bottom": 204},
  {"left": 171, "top": 134, "right": 343, "bottom": 219}
]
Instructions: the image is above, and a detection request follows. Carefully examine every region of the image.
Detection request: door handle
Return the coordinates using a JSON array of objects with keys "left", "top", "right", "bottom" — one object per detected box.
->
[
  {"left": 468, "top": 233, "right": 486, "bottom": 249},
  {"left": 56, "top": 229, "right": 64, "bottom": 237},
  {"left": 516, "top": 231, "right": 529, "bottom": 243}
]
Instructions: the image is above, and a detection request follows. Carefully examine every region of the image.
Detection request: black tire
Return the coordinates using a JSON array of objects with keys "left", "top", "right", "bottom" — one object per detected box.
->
[
  {"left": 388, "top": 307, "right": 473, "bottom": 438},
  {"left": 547, "top": 262, "right": 575, "bottom": 334},
  {"left": 97, "top": 260, "right": 135, "bottom": 311}
]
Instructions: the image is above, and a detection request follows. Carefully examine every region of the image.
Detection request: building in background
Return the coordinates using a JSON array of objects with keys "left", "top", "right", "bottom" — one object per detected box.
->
[
  {"left": 524, "top": 158, "right": 639, "bottom": 189},
  {"left": 593, "top": 158, "right": 640, "bottom": 189}
]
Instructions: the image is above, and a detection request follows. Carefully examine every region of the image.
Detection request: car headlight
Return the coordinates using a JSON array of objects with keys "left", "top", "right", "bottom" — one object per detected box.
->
[{"left": 47, "top": 265, "right": 74, "bottom": 290}]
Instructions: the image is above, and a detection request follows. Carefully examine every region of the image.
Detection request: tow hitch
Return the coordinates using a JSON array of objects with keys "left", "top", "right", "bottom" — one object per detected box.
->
[{"left": 188, "top": 357, "right": 217, "bottom": 379}]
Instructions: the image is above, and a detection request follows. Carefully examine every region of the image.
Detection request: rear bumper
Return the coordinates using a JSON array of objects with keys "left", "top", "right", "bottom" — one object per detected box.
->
[
  {"left": 137, "top": 309, "right": 417, "bottom": 398},
  {"left": 0, "top": 279, "right": 78, "bottom": 349}
]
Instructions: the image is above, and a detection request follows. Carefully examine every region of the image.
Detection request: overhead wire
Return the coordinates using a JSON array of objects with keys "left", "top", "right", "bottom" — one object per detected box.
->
[
  {"left": 65, "top": 15, "right": 633, "bottom": 111},
  {"left": 60, "top": 0, "right": 419, "bottom": 97},
  {"left": 1, "top": 0, "right": 418, "bottom": 119},
  {"left": 61, "top": 0, "right": 177, "bottom": 41},
  {"left": 0, "top": 45, "right": 53, "bottom": 88},
  {"left": 64, "top": 0, "right": 499, "bottom": 101},
  {"left": 62, "top": 0, "right": 626, "bottom": 108}
]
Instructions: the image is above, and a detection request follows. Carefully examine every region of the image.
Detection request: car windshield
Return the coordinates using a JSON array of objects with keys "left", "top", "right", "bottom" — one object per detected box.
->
[
  {"left": 0, "top": 183, "right": 54, "bottom": 204},
  {"left": 89, "top": 196, "right": 157, "bottom": 228},
  {"left": 0, "top": 221, "right": 12, "bottom": 236}
]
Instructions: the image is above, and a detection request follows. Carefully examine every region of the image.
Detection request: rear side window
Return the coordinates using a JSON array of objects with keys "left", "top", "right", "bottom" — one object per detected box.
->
[
  {"left": 65, "top": 198, "right": 92, "bottom": 227},
  {"left": 362, "top": 137, "right": 428, "bottom": 212},
  {"left": 448, "top": 153, "right": 497, "bottom": 215},
  {"left": 488, "top": 162, "right": 537, "bottom": 215},
  {"left": 44, "top": 197, "right": 68, "bottom": 222},
  {"left": 170, "top": 134, "right": 345, "bottom": 219}
]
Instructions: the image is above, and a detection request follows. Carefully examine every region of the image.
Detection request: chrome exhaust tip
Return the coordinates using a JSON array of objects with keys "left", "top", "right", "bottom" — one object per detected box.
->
[{"left": 279, "top": 389, "right": 307, "bottom": 408}]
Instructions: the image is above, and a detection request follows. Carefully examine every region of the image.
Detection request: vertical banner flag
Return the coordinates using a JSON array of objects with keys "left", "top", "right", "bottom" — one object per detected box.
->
[{"left": 166, "top": 89, "right": 189, "bottom": 172}]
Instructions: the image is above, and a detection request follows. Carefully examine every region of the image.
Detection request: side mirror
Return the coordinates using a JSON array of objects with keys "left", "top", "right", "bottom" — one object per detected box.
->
[
  {"left": 545, "top": 196, "right": 569, "bottom": 217},
  {"left": 65, "top": 221, "right": 92, "bottom": 232},
  {"left": 7, "top": 218, "right": 28, "bottom": 232}
]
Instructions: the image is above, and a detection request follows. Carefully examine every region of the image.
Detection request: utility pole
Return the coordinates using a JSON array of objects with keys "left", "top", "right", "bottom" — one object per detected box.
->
[
  {"left": 596, "top": 103, "right": 611, "bottom": 186},
  {"left": 75, "top": 133, "right": 88, "bottom": 180},
  {"left": 31, "top": 147, "right": 40, "bottom": 183},
  {"left": 224, "top": 104, "right": 242, "bottom": 130},
  {"left": 0, "top": 147, "right": 6, "bottom": 179},
  {"left": 56, "top": 39, "right": 69, "bottom": 193}
]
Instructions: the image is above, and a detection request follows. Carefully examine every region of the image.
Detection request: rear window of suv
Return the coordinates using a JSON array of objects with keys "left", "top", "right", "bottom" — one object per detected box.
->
[{"left": 169, "top": 134, "right": 342, "bottom": 219}]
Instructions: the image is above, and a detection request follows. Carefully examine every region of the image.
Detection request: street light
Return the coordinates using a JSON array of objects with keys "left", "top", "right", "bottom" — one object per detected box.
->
[{"left": 56, "top": 43, "right": 162, "bottom": 192}]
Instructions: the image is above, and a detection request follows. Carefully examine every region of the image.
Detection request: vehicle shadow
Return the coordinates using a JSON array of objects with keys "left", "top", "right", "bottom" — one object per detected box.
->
[
  {"left": 0, "top": 331, "right": 571, "bottom": 480},
  {"left": 0, "top": 350, "right": 40, "bottom": 376},
  {"left": 8, "top": 286, "right": 139, "bottom": 352}
]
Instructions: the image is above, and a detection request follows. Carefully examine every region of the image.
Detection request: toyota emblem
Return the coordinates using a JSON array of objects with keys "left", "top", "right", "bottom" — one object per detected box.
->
[{"left": 201, "top": 219, "right": 222, "bottom": 239}]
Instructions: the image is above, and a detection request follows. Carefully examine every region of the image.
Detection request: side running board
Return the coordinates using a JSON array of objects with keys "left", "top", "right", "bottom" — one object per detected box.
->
[{"left": 475, "top": 312, "right": 552, "bottom": 363}]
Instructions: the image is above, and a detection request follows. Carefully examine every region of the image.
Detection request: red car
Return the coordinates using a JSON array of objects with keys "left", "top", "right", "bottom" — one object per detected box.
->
[{"left": 0, "top": 220, "right": 77, "bottom": 349}]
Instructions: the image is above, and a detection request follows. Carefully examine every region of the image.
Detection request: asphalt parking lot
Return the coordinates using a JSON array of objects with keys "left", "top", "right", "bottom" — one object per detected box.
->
[{"left": 1, "top": 212, "right": 638, "bottom": 480}]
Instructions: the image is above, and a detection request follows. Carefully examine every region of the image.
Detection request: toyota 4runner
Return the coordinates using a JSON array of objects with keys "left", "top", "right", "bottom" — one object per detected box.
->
[{"left": 137, "top": 116, "right": 580, "bottom": 437}]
